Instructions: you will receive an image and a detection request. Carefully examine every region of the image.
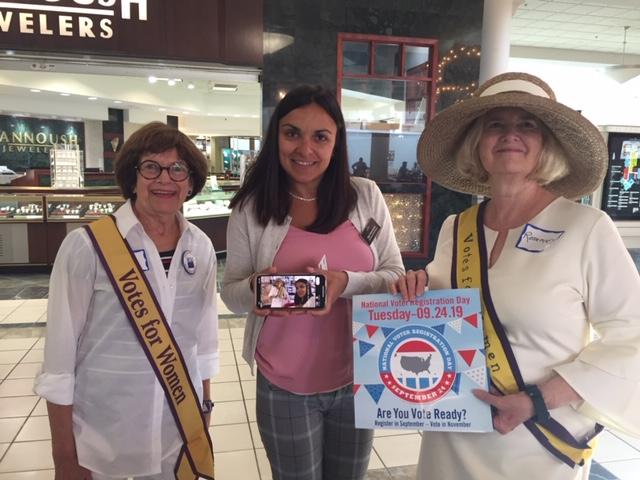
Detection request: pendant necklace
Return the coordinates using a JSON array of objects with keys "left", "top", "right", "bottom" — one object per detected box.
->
[{"left": 288, "top": 191, "right": 317, "bottom": 202}]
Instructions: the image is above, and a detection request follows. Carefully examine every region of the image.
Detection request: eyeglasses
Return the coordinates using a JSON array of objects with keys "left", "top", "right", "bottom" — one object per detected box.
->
[{"left": 136, "top": 160, "right": 190, "bottom": 181}]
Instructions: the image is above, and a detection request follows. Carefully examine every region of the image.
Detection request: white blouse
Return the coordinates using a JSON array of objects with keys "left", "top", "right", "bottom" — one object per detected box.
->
[
  {"left": 34, "top": 201, "right": 219, "bottom": 477},
  {"left": 418, "top": 197, "right": 640, "bottom": 480}
]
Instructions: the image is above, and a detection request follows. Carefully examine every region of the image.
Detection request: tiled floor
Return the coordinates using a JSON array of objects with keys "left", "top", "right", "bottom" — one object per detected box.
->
[{"left": 0, "top": 297, "right": 637, "bottom": 479}]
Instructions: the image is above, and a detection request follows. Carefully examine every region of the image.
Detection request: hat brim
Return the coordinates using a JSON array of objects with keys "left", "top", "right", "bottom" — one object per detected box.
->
[{"left": 417, "top": 92, "right": 608, "bottom": 199}]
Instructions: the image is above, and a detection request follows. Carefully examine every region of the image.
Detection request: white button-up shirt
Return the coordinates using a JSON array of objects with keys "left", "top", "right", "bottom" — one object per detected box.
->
[{"left": 34, "top": 201, "right": 219, "bottom": 477}]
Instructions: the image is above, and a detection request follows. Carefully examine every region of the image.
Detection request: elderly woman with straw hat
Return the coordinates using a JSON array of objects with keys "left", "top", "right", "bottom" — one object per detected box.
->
[{"left": 391, "top": 72, "right": 640, "bottom": 480}]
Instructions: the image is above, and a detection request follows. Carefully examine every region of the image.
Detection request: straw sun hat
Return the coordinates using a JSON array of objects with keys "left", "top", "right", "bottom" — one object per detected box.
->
[{"left": 417, "top": 72, "right": 608, "bottom": 199}]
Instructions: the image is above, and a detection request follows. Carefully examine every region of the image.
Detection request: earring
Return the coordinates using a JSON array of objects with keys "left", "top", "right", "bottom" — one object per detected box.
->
[{"left": 187, "top": 189, "right": 193, "bottom": 196}]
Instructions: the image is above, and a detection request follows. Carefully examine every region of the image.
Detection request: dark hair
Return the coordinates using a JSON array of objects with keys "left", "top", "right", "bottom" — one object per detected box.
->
[
  {"left": 294, "top": 278, "right": 311, "bottom": 306},
  {"left": 229, "top": 85, "right": 357, "bottom": 233},
  {"left": 114, "top": 121, "right": 207, "bottom": 201}
]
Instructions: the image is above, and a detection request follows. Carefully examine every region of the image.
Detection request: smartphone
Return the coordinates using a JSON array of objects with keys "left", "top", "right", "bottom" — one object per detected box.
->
[{"left": 255, "top": 274, "right": 326, "bottom": 310}]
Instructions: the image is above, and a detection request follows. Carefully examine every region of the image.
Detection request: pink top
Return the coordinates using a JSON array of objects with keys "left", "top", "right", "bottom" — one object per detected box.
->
[{"left": 255, "top": 220, "right": 375, "bottom": 394}]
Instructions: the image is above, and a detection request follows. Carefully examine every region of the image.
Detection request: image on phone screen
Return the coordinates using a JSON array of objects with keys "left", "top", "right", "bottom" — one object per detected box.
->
[{"left": 256, "top": 274, "right": 326, "bottom": 309}]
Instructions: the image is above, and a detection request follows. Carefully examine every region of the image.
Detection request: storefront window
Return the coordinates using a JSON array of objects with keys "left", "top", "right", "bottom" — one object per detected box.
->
[
  {"left": 338, "top": 33, "right": 437, "bottom": 256},
  {"left": 342, "top": 41, "right": 370, "bottom": 75},
  {"left": 405, "top": 45, "right": 431, "bottom": 77},
  {"left": 374, "top": 43, "right": 401, "bottom": 76}
]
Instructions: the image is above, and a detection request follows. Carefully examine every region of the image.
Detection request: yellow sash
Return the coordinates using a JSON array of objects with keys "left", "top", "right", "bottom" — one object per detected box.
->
[
  {"left": 85, "top": 216, "right": 215, "bottom": 480},
  {"left": 453, "top": 203, "right": 600, "bottom": 468}
]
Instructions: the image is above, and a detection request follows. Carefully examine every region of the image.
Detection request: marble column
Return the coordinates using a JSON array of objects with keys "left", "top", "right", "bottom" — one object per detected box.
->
[{"left": 479, "top": 0, "right": 524, "bottom": 83}]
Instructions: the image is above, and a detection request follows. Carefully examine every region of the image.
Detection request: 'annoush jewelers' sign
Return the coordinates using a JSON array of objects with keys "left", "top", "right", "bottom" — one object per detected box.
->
[
  {"left": 0, "top": 115, "right": 85, "bottom": 172},
  {"left": 0, "top": 1, "right": 147, "bottom": 39},
  {"left": 0, "top": 0, "right": 263, "bottom": 65}
]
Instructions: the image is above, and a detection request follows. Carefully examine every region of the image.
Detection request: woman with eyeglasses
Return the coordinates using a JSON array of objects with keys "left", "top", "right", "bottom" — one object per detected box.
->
[{"left": 35, "top": 122, "right": 219, "bottom": 479}]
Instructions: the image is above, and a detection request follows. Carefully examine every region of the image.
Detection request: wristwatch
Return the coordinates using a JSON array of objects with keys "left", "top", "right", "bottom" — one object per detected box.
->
[
  {"left": 202, "top": 399, "right": 214, "bottom": 414},
  {"left": 524, "top": 384, "right": 550, "bottom": 422}
]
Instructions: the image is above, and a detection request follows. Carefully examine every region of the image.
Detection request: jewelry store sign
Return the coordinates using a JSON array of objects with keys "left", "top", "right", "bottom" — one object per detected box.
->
[
  {"left": 0, "top": 115, "right": 85, "bottom": 172},
  {"left": 0, "top": 0, "right": 147, "bottom": 40}
]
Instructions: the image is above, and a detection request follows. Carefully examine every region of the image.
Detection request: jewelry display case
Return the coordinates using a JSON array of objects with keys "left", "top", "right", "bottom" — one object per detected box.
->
[
  {"left": 0, "top": 194, "right": 45, "bottom": 222},
  {"left": 0, "top": 183, "right": 237, "bottom": 264},
  {"left": 0, "top": 187, "right": 122, "bottom": 265},
  {"left": 183, "top": 189, "right": 234, "bottom": 219},
  {"left": 45, "top": 195, "right": 124, "bottom": 222}
]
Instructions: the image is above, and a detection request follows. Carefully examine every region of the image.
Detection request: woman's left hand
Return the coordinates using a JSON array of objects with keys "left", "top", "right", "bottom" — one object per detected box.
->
[
  {"left": 305, "top": 267, "right": 348, "bottom": 316},
  {"left": 473, "top": 388, "right": 534, "bottom": 434}
]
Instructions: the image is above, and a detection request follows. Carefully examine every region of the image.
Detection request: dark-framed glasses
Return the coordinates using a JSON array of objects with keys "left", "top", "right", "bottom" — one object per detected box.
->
[{"left": 136, "top": 160, "right": 190, "bottom": 181}]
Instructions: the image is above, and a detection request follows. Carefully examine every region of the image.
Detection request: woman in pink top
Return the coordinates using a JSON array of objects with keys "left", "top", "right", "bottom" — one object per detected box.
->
[{"left": 222, "top": 85, "right": 404, "bottom": 480}]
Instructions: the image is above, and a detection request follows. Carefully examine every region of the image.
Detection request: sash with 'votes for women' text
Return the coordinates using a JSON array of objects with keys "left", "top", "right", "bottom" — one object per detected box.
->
[
  {"left": 85, "top": 215, "right": 215, "bottom": 480},
  {"left": 452, "top": 202, "right": 601, "bottom": 468}
]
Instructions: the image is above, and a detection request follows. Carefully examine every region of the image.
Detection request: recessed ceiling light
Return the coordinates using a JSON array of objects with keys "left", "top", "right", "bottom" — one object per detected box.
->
[
  {"left": 88, "top": 97, "right": 97, "bottom": 101},
  {"left": 211, "top": 83, "right": 238, "bottom": 92},
  {"left": 159, "top": 108, "right": 166, "bottom": 111},
  {"left": 182, "top": 111, "right": 189, "bottom": 114},
  {"left": 30, "top": 89, "right": 41, "bottom": 93},
  {"left": 60, "top": 93, "right": 70, "bottom": 96},
  {"left": 148, "top": 76, "right": 158, "bottom": 84},
  {"left": 206, "top": 113, "right": 214, "bottom": 116},
  {"left": 114, "top": 100, "right": 123, "bottom": 104},
  {"left": 168, "top": 79, "right": 176, "bottom": 86},
  {"left": 187, "top": 83, "right": 195, "bottom": 90},
  {"left": 5, "top": 50, "right": 14, "bottom": 56}
]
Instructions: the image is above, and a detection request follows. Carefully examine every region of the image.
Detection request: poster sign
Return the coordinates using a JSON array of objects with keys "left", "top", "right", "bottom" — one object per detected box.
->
[
  {"left": 353, "top": 289, "right": 493, "bottom": 432},
  {"left": 601, "top": 132, "right": 640, "bottom": 220}
]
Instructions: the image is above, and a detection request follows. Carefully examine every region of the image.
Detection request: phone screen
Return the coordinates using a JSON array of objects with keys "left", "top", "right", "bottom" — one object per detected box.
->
[{"left": 256, "top": 274, "right": 326, "bottom": 309}]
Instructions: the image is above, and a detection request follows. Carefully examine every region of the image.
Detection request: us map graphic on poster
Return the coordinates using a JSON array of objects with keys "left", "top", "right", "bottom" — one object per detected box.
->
[{"left": 352, "top": 289, "right": 493, "bottom": 432}]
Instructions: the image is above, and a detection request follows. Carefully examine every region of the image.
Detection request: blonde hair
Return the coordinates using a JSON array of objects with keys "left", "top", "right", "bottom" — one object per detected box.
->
[{"left": 455, "top": 112, "right": 571, "bottom": 187}]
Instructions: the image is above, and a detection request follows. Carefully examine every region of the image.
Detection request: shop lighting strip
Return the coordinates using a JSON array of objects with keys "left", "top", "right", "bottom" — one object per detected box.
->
[{"left": 0, "top": 2, "right": 114, "bottom": 16}]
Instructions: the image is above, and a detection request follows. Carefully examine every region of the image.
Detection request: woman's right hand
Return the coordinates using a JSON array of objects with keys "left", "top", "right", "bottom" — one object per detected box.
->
[
  {"left": 54, "top": 455, "right": 93, "bottom": 480},
  {"left": 388, "top": 269, "right": 428, "bottom": 301}
]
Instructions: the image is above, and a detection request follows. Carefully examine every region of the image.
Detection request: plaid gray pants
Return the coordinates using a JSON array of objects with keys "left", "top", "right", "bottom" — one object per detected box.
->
[{"left": 256, "top": 371, "right": 374, "bottom": 480}]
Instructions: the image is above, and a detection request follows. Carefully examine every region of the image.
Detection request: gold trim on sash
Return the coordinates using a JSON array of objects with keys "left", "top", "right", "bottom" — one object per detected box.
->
[
  {"left": 85, "top": 216, "right": 214, "bottom": 480},
  {"left": 454, "top": 204, "right": 598, "bottom": 468}
]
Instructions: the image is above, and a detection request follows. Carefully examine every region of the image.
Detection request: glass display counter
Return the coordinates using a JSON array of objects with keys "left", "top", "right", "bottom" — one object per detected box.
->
[
  {"left": 183, "top": 189, "right": 234, "bottom": 219},
  {"left": 0, "top": 185, "right": 236, "bottom": 264},
  {"left": 45, "top": 195, "right": 124, "bottom": 222},
  {"left": 0, "top": 194, "right": 45, "bottom": 222}
]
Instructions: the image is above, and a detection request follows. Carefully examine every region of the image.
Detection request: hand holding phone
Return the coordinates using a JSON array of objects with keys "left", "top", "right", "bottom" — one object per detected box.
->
[{"left": 255, "top": 274, "right": 326, "bottom": 310}]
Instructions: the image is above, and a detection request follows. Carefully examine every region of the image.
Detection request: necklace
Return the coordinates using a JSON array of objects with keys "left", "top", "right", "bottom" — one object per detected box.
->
[{"left": 288, "top": 191, "right": 317, "bottom": 202}]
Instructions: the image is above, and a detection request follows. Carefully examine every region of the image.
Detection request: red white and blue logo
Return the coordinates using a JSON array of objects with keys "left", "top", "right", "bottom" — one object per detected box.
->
[{"left": 379, "top": 325, "right": 456, "bottom": 403}]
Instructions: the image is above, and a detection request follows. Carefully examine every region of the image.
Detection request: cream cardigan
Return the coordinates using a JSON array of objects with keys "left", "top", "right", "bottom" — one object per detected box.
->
[{"left": 221, "top": 176, "right": 405, "bottom": 370}]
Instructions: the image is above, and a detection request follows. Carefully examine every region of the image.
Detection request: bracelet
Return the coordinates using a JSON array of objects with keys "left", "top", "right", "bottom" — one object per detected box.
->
[{"left": 524, "top": 384, "right": 550, "bottom": 422}]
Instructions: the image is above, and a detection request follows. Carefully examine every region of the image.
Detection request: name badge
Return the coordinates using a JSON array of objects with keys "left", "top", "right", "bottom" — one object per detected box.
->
[
  {"left": 361, "top": 218, "right": 381, "bottom": 245},
  {"left": 133, "top": 249, "right": 150, "bottom": 271},
  {"left": 516, "top": 224, "right": 564, "bottom": 253}
]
